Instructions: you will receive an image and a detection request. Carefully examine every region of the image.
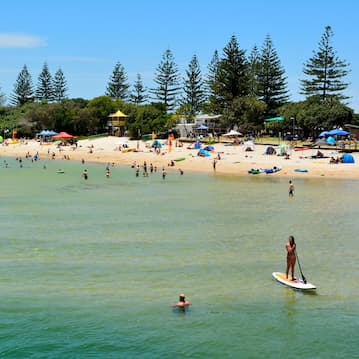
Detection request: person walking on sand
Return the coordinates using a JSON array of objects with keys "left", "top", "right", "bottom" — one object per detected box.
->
[
  {"left": 285, "top": 235, "right": 296, "bottom": 280},
  {"left": 288, "top": 180, "right": 295, "bottom": 197}
]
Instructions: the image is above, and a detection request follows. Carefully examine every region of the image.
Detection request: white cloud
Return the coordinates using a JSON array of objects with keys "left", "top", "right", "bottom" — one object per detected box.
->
[{"left": 0, "top": 33, "right": 47, "bottom": 48}]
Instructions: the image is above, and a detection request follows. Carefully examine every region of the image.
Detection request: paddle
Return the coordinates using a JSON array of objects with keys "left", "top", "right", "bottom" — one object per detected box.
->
[{"left": 295, "top": 249, "right": 307, "bottom": 284}]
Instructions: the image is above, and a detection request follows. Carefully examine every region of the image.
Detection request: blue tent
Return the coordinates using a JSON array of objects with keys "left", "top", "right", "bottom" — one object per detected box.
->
[
  {"left": 326, "top": 136, "right": 336, "bottom": 145},
  {"left": 204, "top": 145, "right": 214, "bottom": 151},
  {"left": 342, "top": 153, "right": 355, "bottom": 163},
  {"left": 197, "top": 149, "right": 210, "bottom": 157}
]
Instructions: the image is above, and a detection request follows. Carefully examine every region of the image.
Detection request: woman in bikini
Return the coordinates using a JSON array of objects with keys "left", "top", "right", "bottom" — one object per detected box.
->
[{"left": 285, "top": 235, "right": 296, "bottom": 280}]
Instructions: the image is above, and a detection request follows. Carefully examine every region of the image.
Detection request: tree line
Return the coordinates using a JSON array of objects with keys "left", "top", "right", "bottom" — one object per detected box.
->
[{"left": 0, "top": 25, "right": 357, "bottom": 139}]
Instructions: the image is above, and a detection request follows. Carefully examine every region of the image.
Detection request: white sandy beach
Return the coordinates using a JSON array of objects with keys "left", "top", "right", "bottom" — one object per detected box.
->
[{"left": 1, "top": 136, "right": 358, "bottom": 179}]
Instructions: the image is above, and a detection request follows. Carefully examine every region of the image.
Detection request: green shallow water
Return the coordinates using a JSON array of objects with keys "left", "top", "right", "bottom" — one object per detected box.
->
[{"left": 0, "top": 157, "right": 358, "bottom": 358}]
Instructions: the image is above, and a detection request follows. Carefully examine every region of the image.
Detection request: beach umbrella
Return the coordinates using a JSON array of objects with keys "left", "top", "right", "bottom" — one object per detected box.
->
[
  {"left": 223, "top": 129, "right": 242, "bottom": 136},
  {"left": 327, "top": 129, "right": 350, "bottom": 136},
  {"left": 318, "top": 131, "right": 329, "bottom": 138},
  {"left": 52, "top": 131, "right": 74, "bottom": 139}
]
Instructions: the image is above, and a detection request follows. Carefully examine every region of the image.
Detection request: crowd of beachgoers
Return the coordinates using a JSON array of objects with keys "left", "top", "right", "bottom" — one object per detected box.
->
[{"left": 1, "top": 136, "right": 358, "bottom": 179}]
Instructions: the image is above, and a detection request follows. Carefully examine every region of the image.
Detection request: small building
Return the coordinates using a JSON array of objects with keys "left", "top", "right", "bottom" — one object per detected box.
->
[
  {"left": 108, "top": 110, "right": 127, "bottom": 136},
  {"left": 175, "top": 114, "right": 222, "bottom": 138}
]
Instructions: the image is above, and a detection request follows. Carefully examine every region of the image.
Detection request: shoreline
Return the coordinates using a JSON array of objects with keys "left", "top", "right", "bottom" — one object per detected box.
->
[{"left": 1, "top": 136, "right": 358, "bottom": 180}]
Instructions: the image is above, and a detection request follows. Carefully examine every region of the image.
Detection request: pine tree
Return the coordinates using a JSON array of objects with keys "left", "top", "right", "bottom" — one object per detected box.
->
[
  {"left": 209, "top": 35, "right": 249, "bottom": 112},
  {"left": 181, "top": 54, "right": 206, "bottom": 117},
  {"left": 300, "top": 25, "right": 350, "bottom": 101},
  {"left": 0, "top": 85, "right": 6, "bottom": 106},
  {"left": 248, "top": 45, "right": 261, "bottom": 98},
  {"left": 130, "top": 74, "right": 148, "bottom": 105},
  {"left": 11, "top": 65, "right": 34, "bottom": 105},
  {"left": 36, "top": 62, "right": 54, "bottom": 102},
  {"left": 152, "top": 49, "right": 180, "bottom": 112},
  {"left": 106, "top": 62, "right": 130, "bottom": 100},
  {"left": 257, "top": 35, "right": 289, "bottom": 113},
  {"left": 206, "top": 50, "right": 220, "bottom": 110},
  {"left": 53, "top": 68, "right": 68, "bottom": 101}
]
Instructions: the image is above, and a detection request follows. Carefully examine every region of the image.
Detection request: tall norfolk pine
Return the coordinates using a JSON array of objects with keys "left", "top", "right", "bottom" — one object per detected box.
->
[
  {"left": 106, "top": 62, "right": 130, "bottom": 101},
  {"left": 152, "top": 49, "right": 180, "bottom": 112},
  {"left": 300, "top": 26, "right": 350, "bottom": 101},
  {"left": 36, "top": 62, "right": 54, "bottom": 102},
  {"left": 181, "top": 54, "right": 206, "bottom": 117},
  {"left": 11, "top": 65, "right": 34, "bottom": 106},
  {"left": 209, "top": 35, "right": 249, "bottom": 112},
  {"left": 53, "top": 68, "right": 68, "bottom": 102},
  {"left": 257, "top": 35, "right": 289, "bottom": 114}
]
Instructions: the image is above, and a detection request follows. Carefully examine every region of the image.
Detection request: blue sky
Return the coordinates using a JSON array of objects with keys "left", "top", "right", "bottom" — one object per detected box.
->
[{"left": 1, "top": 0, "right": 358, "bottom": 112}]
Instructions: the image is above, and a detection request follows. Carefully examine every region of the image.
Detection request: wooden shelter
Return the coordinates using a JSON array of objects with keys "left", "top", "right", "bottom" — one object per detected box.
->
[{"left": 108, "top": 110, "right": 128, "bottom": 136}]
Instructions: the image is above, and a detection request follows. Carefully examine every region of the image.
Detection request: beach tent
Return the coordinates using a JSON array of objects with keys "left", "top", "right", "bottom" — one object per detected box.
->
[
  {"left": 266, "top": 146, "right": 276, "bottom": 155},
  {"left": 52, "top": 131, "right": 74, "bottom": 139},
  {"left": 37, "top": 130, "right": 58, "bottom": 136},
  {"left": 277, "top": 144, "right": 289, "bottom": 156},
  {"left": 342, "top": 153, "right": 355, "bottom": 163},
  {"left": 223, "top": 129, "right": 242, "bottom": 136},
  {"left": 204, "top": 145, "right": 215, "bottom": 151},
  {"left": 196, "top": 124, "right": 209, "bottom": 130},
  {"left": 326, "top": 136, "right": 336, "bottom": 145},
  {"left": 197, "top": 149, "right": 210, "bottom": 157},
  {"left": 151, "top": 140, "right": 162, "bottom": 148},
  {"left": 243, "top": 140, "right": 255, "bottom": 151}
]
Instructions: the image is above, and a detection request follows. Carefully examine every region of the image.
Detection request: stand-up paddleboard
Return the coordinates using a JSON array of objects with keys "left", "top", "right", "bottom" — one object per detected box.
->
[{"left": 272, "top": 272, "right": 316, "bottom": 290}]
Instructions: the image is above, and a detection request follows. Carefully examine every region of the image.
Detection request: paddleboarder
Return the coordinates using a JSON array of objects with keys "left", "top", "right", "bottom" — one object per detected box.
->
[{"left": 285, "top": 235, "right": 296, "bottom": 280}]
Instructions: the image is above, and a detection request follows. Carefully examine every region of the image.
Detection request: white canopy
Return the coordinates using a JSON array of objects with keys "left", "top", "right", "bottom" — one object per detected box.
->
[{"left": 223, "top": 129, "right": 242, "bottom": 136}]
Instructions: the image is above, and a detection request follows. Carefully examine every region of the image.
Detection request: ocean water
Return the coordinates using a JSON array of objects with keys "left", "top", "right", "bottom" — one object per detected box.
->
[{"left": 0, "top": 157, "right": 358, "bottom": 358}]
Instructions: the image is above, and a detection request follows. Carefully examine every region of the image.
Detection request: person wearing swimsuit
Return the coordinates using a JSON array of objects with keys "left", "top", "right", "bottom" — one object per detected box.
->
[{"left": 285, "top": 235, "right": 296, "bottom": 280}]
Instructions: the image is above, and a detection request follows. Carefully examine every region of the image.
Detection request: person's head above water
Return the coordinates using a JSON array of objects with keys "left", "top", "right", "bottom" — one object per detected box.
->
[{"left": 179, "top": 293, "right": 185, "bottom": 302}]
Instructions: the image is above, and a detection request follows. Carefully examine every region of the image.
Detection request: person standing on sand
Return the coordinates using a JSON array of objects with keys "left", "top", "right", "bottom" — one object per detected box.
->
[
  {"left": 288, "top": 180, "right": 294, "bottom": 197},
  {"left": 213, "top": 159, "right": 217, "bottom": 172},
  {"left": 285, "top": 235, "right": 296, "bottom": 280}
]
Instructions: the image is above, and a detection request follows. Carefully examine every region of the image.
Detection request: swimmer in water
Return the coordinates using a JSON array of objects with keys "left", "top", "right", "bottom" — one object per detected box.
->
[{"left": 172, "top": 293, "right": 190, "bottom": 307}]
